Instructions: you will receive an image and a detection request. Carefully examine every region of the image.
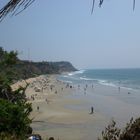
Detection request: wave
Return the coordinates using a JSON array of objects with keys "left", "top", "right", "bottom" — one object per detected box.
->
[
  {"left": 79, "top": 76, "right": 118, "bottom": 88},
  {"left": 98, "top": 80, "right": 117, "bottom": 87},
  {"left": 63, "top": 75, "right": 69, "bottom": 78},
  {"left": 79, "top": 77, "right": 94, "bottom": 81},
  {"left": 68, "top": 70, "right": 86, "bottom": 76},
  {"left": 68, "top": 73, "right": 74, "bottom": 76},
  {"left": 97, "top": 80, "right": 136, "bottom": 91},
  {"left": 64, "top": 81, "right": 73, "bottom": 84},
  {"left": 62, "top": 69, "right": 140, "bottom": 91}
]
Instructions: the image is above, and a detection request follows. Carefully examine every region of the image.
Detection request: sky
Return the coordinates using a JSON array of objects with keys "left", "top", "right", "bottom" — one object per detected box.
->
[{"left": 0, "top": 0, "right": 140, "bottom": 69}]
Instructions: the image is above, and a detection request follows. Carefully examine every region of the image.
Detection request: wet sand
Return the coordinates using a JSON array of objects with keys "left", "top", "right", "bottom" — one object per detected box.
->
[{"left": 13, "top": 75, "right": 140, "bottom": 140}]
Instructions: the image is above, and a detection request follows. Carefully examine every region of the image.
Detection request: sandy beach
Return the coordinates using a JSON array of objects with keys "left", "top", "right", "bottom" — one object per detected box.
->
[{"left": 12, "top": 74, "right": 140, "bottom": 140}]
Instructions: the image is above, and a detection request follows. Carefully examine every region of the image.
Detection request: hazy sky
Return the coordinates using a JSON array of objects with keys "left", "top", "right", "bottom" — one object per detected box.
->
[{"left": 0, "top": 0, "right": 140, "bottom": 69}]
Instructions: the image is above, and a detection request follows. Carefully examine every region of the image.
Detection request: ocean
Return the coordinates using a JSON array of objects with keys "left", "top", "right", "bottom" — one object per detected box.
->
[
  {"left": 59, "top": 68, "right": 140, "bottom": 90},
  {"left": 58, "top": 68, "right": 140, "bottom": 123},
  {"left": 57, "top": 69, "right": 140, "bottom": 139}
]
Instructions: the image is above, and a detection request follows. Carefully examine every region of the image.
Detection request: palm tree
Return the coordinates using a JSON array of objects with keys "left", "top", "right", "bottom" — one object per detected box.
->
[
  {"left": 0, "top": 0, "right": 136, "bottom": 21},
  {"left": 0, "top": 0, "right": 35, "bottom": 21}
]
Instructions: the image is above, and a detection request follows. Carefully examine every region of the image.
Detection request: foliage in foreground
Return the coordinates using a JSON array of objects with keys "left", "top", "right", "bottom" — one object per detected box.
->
[
  {"left": 0, "top": 0, "right": 136, "bottom": 22},
  {"left": 1, "top": 47, "right": 140, "bottom": 140},
  {"left": 0, "top": 47, "right": 32, "bottom": 140},
  {"left": 98, "top": 117, "right": 140, "bottom": 140}
]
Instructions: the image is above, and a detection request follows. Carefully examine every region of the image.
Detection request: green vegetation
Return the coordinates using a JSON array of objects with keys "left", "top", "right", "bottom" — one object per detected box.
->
[
  {"left": 14, "top": 60, "right": 77, "bottom": 80},
  {"left": 98, "top": 118, "right": 140, "bottom": 140},
  {"left": 1, "top": 47, "right": 140, "bottom": 140},
  {"left": 0, "top": 47, "right": 77, "bottom": 82},
  {"left": 0, "top": 47, "right": 18, "bottom": 83},
  {"left": 0, "top": 47, "right": 32, "bottom": 140},
  {"left": 0, "top": 47, "right": 76, "bottom": 140}
]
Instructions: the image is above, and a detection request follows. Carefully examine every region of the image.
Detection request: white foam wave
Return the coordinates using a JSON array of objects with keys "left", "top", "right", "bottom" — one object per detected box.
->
[
  {"left": 119, "top": 86, "right": 134, "bottom": 91},
  {"left": 75, "top": 70, "right": 85, "bottom": 74},
  {"left": 61, "top": 74, "right": 79, "bottom": 81},
  {"left": 63, "top": 75, "right": 69, "bottom": 78},
  {"left": 68, "top": 70, "right": 85, "bottom": 76},
  {"left": 68, "top": 73, "right": 74, "bottom": 76},
  {"left": 98, "top": 80, "right": 117, "bottom": 87},
  {"left": 64, "top": 81, "right": 73, "bottom": 84},
  {"left": 80, "top": 77, "right": 94, "bottom": 81},
  {"left": 97, "top": 79, "right": 136, "bottom": 91}
]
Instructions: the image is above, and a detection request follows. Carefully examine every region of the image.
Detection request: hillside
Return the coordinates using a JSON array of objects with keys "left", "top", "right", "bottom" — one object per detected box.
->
[
  {"left": 0, "top": 47, "right": 77, "bottom": 81},
  {"left": 14, "top": 60, "right": 77, "bottom": 79}
]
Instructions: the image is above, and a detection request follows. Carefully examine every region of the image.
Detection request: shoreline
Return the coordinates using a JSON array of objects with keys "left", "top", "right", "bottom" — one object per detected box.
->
[
  {"left": 24, "top": 75, "right": 106, "bottom": 140},
  {"left": 12, "top": 74, "right": 140, "bottom": 140}
]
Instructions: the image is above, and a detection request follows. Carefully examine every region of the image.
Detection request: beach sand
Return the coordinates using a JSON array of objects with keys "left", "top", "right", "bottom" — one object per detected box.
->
[{"left": 13, "top": 75, "right": 140, "bottom": 140}]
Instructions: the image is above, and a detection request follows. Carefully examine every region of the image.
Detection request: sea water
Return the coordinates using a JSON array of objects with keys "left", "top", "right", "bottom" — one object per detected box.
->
[
  {"left": 59, "top": 68, "right": 140, "bottom": 119},
  {"left": 44, "top": 69, "right": 140, "bottom": 140},
  {"left": 32, "top": 69, "right": 140, "bottom": 140},
  {"left": 59, "top": 68, "right": 140, "bottom": 90}
]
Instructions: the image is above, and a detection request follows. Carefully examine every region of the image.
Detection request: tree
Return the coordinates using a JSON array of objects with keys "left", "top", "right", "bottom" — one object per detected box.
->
[
  {"left": 0, "top": 0, "right": 35, "bottom": 21},
  {"left": 0, "top": 99, "right": 32, "bottom": 140},
  {"left": 0, "top": 47, "right": 18, "bottom": 83},
  {"left": 0, "top": 47, "right": 32, "bottom": 140}
]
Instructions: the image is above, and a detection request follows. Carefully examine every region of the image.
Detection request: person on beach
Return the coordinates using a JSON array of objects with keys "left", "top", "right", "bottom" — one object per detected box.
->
[
  {"left": 66, "top": 83, "right": 69, "bottom": 88},
  {"left": 37, "top": 106, "right": 39, "bottom": 111},
  {"left": 118, "top": 87, "right": 120, "bottom": 92},
  {"left": 41, "top": 87, "right": 43, "bottom": 93},
  {"left": 45, "top": 98, "right": 48, "bottom": 104},
  {"left": 84, "top": 88, "right": 86, "bottom": 91},
  {"left": 90, "top": 106, "right": 94, "bottom": 114},
  {"left": 50, "top": 86, "right": 53, "bottom": 91},
  {"left": 31, "top": 95, "right": 34, "bottom": 101},
  {"left": 78, "top": 85, "right": 80, "bottom": 88}
]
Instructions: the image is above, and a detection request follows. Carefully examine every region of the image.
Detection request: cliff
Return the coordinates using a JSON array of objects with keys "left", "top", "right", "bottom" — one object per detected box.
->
[
  {"left": 0, "top": 47, "right": 77, "bottom": 80},
  {"left": 15, "top": 60, "right": 77, "bottom": 79}
]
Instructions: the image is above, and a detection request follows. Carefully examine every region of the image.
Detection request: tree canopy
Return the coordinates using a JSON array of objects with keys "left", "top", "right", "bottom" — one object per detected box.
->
[{"left": 0, "top": 47, "right": 32, "bottom": 140}]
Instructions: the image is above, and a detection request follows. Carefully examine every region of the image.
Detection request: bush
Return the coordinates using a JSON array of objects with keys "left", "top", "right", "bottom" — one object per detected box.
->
[
  {"left": 98, "top": 118, "right": 140, "bottom": 140},
  {"left": 0, "top": 47, "right": 32, "bottom": 139}
]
